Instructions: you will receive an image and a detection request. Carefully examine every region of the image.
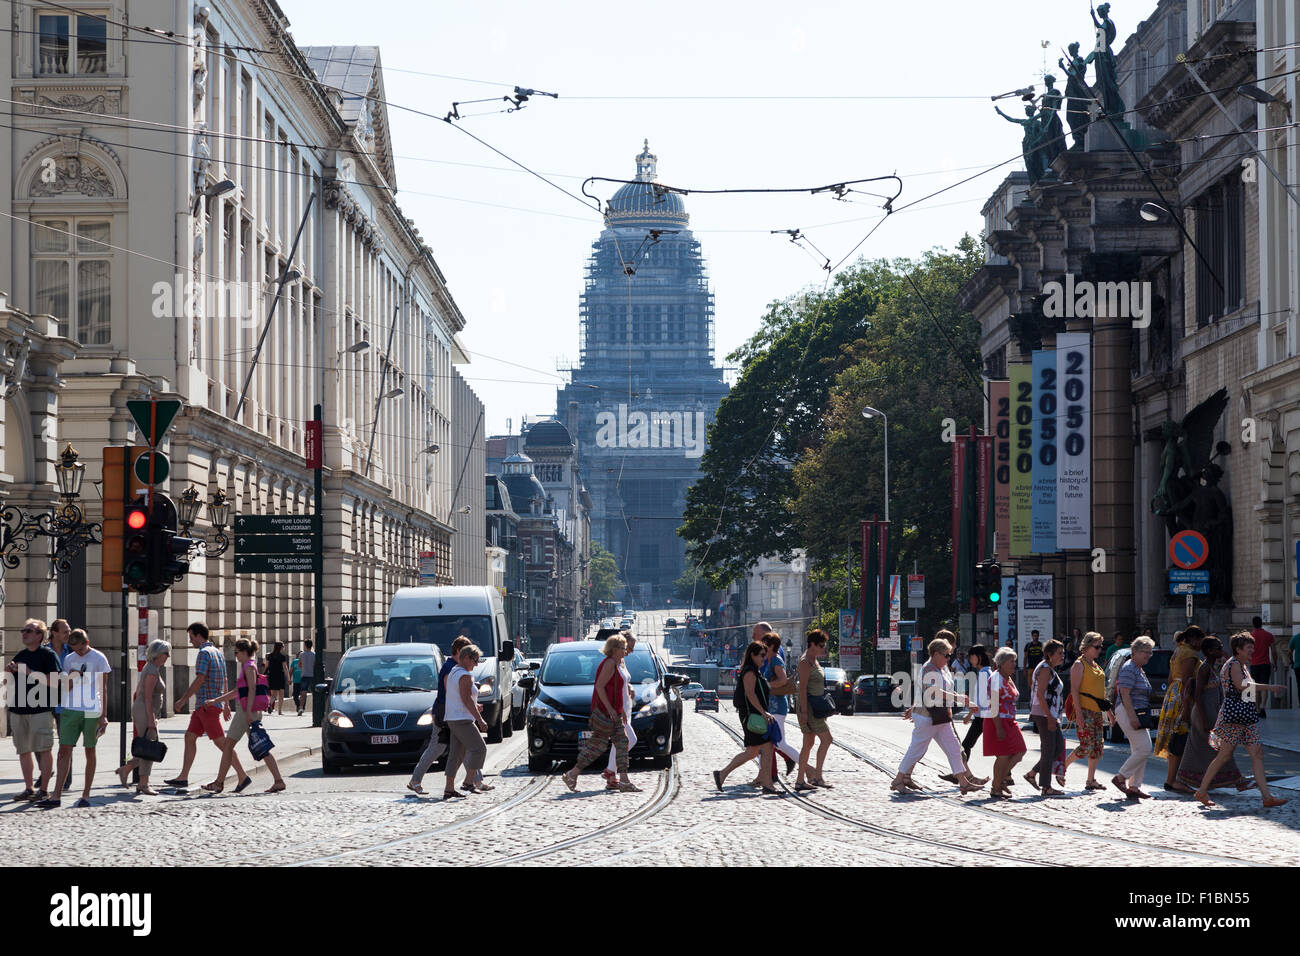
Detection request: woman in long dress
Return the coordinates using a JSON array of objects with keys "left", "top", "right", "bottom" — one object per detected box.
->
[
  {"left": 1155, "top": 626, "right": 1203, "bottom": 791},
  {"left": 1175, "top": 636, "right": 1251, "bottom": 793}
]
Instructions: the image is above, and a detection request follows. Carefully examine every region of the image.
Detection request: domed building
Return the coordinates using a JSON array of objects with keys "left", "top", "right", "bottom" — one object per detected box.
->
[{"left": 557, "top": 141, "right": 728, "bottom": 606}]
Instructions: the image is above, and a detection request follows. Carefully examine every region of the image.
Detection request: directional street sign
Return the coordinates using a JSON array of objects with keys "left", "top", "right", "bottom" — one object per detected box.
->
[
  {"left": 235, "top": 534, "right": 316, "bottom": 554},
  {"left": 232, "top": 514, "right": 321, "bottom": 535},
  {"left": 1168, "top": 568, "right": 1209, "bottom": 595},
  {"left": 234, "top": 553, "right": 321, "bottom": 574},
  {"left": 126, "top": 399, "right": 182, "bottom": 448},
  {"left": 232, "top": 513, "right": 321, "bottom": 574}
]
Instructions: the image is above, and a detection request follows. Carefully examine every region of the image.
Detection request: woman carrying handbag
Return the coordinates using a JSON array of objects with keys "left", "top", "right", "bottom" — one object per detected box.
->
[
  {"left": 712, "top": 641, "right": 778, "bottom": 794},
  {"left": 1112, "top": 636, "right": 1158, "bottom": 799},
  {"left": 116, "top": 640, "right": 170, "bottom": 796},
  {"left": 891, "top": 632, "right": 985, "bottom": 795}
]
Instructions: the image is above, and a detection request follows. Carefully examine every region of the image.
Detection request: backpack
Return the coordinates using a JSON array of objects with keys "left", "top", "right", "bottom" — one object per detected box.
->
[{"left": 732, "top": 669, "right": 749, "bottom": 713}]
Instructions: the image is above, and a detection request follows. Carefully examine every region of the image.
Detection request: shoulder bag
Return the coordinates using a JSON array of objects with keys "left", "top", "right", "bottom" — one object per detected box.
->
[
  {"left": 130, "top": 735, "right": 167, "bottom": 763},
  {"left": 746, "top": 711, "right": 770, "bottom": 735},
  {"left": 808, "top": 692, "right": 836, "bottom": 719}
]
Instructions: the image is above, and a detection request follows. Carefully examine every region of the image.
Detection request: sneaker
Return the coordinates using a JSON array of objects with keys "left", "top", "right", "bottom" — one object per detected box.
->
[{"left": 12, "top": 789, "right": 34, "bottom": 802}]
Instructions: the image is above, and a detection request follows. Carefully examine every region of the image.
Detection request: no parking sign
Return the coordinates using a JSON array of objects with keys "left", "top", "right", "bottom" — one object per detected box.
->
[{"left": 1168, "top": 530, "right": 1208, "bottom": 570}]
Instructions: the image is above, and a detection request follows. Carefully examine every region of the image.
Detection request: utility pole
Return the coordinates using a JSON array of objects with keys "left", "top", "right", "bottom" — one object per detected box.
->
[{"left": 311, "top": 402, "right": 326, "bottom": 727}]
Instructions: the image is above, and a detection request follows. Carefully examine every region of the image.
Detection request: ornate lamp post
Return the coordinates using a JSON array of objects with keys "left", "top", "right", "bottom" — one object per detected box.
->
[
  {"left": 177, "top": 485, "right": 232, "bottom": 557},
  {"left": 1, "top": 444, "right": 102, "bottom": 580}
]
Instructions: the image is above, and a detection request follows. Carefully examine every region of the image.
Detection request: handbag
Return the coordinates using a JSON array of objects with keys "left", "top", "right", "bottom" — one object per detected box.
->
[
  {"left": 1131, "top": 708, "right": 1159, "bottom": 730},
  {"left": 1080, "top": 691, "right": 1114, "bottom": 712},
  {"left": 808, "top": 693, "right": 836, "bottom": 720},
  {"left": 746, "top": 711, "right": 769, "bottom": 736},
  {"left": 247, "top": 720, "right": 274, "bottom": 761},
  {"left": 926, "top": 706, "right": 953, "bottom": 724},
  {"left": 130, "top": 735, "right": 167, "bottom": 763}
]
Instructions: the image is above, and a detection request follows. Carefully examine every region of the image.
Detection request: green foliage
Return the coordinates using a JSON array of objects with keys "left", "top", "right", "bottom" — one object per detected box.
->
[
  {"left": 587, "top": 542, "right": 620, "bottom": 606},
  {"left": 679, "top": 237, "right": 983, "bottom": 629},
  {"left": 673, "top": 565, "right": 712, "bottom": 606}
]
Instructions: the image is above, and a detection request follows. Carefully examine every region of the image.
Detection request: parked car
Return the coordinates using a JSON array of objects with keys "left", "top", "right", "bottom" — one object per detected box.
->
[
  {"left": 679, "top": 682, "right": 704, "bottom": 700},
  {"left": 694, "top": 689, "right": 719, "bottom": 712},
  {"left": 384, "top": 585, "right": 517, "bottom": 743},
  {"left": 823, "top": 667, "right": 855, "bottom": 715},
  {"left": 519, "top": 641, "right": 688, "bottom": 771},
  {"left": 852, "top": 675, "right": 902, "bottom": 713},
  {"left": 319, "top": 643, "right": 444, "bottom": 774},
  {"left": 600, "top": 618, "right": 617, "bottom": 629},
  {"left": 619, "top": 618, "right": 634, "bottom": 630},
  {"left": 510, "top": 649, "right": 535, "bottom": 730},
  {"left": 666, "top": 618, "right": 678, "bottom": 627}
]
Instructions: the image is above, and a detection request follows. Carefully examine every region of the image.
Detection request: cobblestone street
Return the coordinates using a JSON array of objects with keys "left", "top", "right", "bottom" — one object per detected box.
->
[{"left": 4, "top": 706, "right": 1296, "bottom": 867}]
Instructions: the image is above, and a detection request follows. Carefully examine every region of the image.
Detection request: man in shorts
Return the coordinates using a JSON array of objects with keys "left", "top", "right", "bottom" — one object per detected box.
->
[
  {"left": 5, "top": 619, "right": 61, "bottom": 801},
  {"left": 166, "top": 622, "right": 247, "bottom": 790},
  {"left": 48, "top": 618, "right": 75, "bottom": 791},
  {"left": 37, "top": 629, "right": 111, "bottom": 808}
]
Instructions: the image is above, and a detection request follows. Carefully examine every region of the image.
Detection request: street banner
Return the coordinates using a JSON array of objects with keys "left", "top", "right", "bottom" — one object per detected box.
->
[
  {"left": 839, "top": 610, "right": 861, "bottom": 669},
  {"left": 951, "top": 438, "right": 965, "bottom": 599},
  {"left": 419, "top": 552, "right": 438, "bottom": 584},
  {"left": 1056, "top": 332, "right": 1091, "bottom": 549},
  {"left": 999, "top": 576, "right": 1017, "bottom": 648},
  {"left": 877, "top": 521, "right": 889, "bottom": 648},
  {"left": 1031, "top": 350, "right": 1058, "bottom": 553},
  {"left": 975, "top": 435, "right": 992, "bottom": 562},
  {"left": 1009, "top": 365, "right": 1033, "bottom": 556},
  {"left": 958, "top": 432, "right": 977, "bottom": 606},
  {"left": 1016, "top": 574, "right": 1054, "bottom": 648},
  {"left": 990, "top": 380, "right": 1012, "bottom": 562},
  {"left": 882, "top": 574, "right": 901, "bottom": 651},
  {"left": 861, "top": 520, "right": 875, "bottom": 651}
]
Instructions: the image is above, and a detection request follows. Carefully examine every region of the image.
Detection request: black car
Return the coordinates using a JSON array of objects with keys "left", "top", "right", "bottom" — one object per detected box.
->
[
  {"left": 852, "top": 675, "right": 902, "bottom": 713},
  {"left": 319, "top": 643, "right": 444, "bottom": 773},
  {"left": 519, "top": 643, "right": 688, "bottom": 772},
  {"left": 694, "top": 689, "right": 719, "bottom": 712},
  {"left": 823, "top": 667, "right": 855, "bottom": 715}
]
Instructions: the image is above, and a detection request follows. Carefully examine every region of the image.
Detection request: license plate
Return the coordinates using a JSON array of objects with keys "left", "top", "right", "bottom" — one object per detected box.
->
[
  {"left": 370, "top": 735, "right": 399, "bottom": 745},
  {"left": 578, "top": 731, "right": 593, "bottom": 743}
]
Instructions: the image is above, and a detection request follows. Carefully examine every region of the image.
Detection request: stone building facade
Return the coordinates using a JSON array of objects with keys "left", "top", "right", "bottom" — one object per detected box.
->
[{"left": 0, "top": 3, "right": 484, "bottom": 706}]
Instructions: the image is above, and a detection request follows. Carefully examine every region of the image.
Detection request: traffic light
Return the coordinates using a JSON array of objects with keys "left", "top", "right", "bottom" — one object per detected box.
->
[
  {"left": 100, "top": 445, "right": 147, "bottom": 592},
  {"left": 122, "top": 497, "right": 150, "bottom": 591},
  {"left": 975, "top": 561, "right": 1002, "bottom": 609}
]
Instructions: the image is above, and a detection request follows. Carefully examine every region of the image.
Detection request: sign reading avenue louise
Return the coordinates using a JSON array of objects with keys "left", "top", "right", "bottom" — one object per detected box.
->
[{"left": 233, "top": 514, "right": 322, "bottom": 574}]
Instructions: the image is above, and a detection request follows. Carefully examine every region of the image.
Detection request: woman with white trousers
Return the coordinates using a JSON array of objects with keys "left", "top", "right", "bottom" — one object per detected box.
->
[
  {"left": 603, "top": 632, "right": 639, "bottom": 790},
  {"left": 1112, "top": 635, "right": 1156, "bottom": 799},
  {"left": 891, "top": 632, "right": 986, "bottom": 794}
]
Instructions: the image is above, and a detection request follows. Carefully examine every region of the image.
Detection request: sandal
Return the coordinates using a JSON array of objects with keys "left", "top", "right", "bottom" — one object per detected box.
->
[
  {"left": 406, "top": 782, "right": 427, "bottom": 796},
  {"left": 711, "top": 771, "right": 723, "bottom": 793},
  {"left": 443, "top": 790, "right": 466, "bottom": 800},
  {"left": 264, "top": 782, "right": 286, "bottom": 794},
  {"left": 136, "top": 785, "right": 158, "bottom": 796},
  {"left": 959, "top": 779, "right": 986, "bottom": 794},
  {"left": 938, "top": 773, "right": 961, "bottom": 784},
  {"left": 1023, "top": 771, "right": 1038, "bottom": 787},
  {"left": 1085, "top": 780, "right": 1106, "bottom": 791},
  {"left": 116, "top": 766, "right": 131, "bottom": 788},
  {"left": 799, "top": 781, "right": 820, "bottom": 793},
  {"left": 1041, "top": 787, "right": 1066, "bottom": 796},
  {"left": 759, "top": 785, "right": 780, "bottom": 795},
  {"left": 562, "top": 771, "right": 579, "bottom": 792},
  {"left": 201, "top": 782, "right": 223, "bottom": 794},
  {"left": 1055, "top": 774, "right": 1066, "bottom": 787},
  {"left": 616, "top": 780, "right": 643, "bottom": 793},
  {"left": 810, "top": 777, "right": 834, "bottom": 789},
  {"left": 1262, "top": 797, "right": 1289, "bottom": 808},
  {"left": 1193, "top": 790, "right": 1215, "bottom": 808}
]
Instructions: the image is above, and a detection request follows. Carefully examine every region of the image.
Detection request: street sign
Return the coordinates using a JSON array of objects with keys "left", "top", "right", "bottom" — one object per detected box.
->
[
  {"left": 1168, "top": 530, "right": 1209, "bottom": 570},
  {"left": 232, "top": 514, "right": 321, "bottom": 535},
  {"left": 1168, "top": 568, "right": 1209, "bottom": 595},
  {"left": 419, "top": 551, "right": 437, "bottom": 584},
  {"left": 126, "top": 399, "right": 182, "bottom": 448},
  {"left": 133, "top": 451, "right": 169, "bottom": 485},
  {"left": 305, "top": 420, "right": 322, "bottom": 469},
  {"left": 234, "top": 534, "right": 316, "bottom": 554},
  {"left": 234, "top": 553, "right": 321, "bottom": 574},
  {"left": 907, "top": 574, "right": 925, "bottom": 609},
  {"left": 1185, "top": 593, "right": 1194, "bottom": 620}
]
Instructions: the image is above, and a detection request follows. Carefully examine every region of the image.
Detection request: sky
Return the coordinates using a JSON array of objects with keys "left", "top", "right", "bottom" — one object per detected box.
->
[{"left": 284, "top": 0, "right": 1125, "bottom": 436}]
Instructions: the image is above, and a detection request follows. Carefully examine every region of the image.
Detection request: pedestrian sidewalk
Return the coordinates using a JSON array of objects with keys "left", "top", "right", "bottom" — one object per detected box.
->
[{"left": 0, "top": 710, "right": 321, "bottom": 795}]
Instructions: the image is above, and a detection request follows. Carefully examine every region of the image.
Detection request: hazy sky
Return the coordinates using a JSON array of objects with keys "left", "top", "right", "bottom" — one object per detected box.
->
[{"left": 285, "top": 0, "right": 1122, "bottom": 435}]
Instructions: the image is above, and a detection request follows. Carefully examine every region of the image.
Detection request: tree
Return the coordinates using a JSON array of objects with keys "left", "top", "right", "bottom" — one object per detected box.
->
[
  {"left": 673, "top": 565, "right": 713, "bottom": 609},
  {"left": 679, "top": 237, "right": 983, "bottom": 630},
  {"left": 587, "top": 542, "right": 620, "bottom": 606}
]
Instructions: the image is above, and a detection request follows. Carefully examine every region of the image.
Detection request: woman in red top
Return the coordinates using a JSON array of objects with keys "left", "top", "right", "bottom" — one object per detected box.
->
[
  {"left": 562, "top": 634, "right": 640, "bottom": 793},
  {"left": 983, "top": 647, "right": 1027, "bottom": 798}
]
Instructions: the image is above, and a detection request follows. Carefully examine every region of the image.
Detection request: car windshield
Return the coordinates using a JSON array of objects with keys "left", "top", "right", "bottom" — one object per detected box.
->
[
  {"left": 386, "top": 615, "right": 495, "bottom": 659},
  {"left": 823, "top": 668, "right": 846, "bottom": 681},
  {"left": 541, "top": 648, "right": 659, "bottom": 686},
  {"left": 336, "top": 654, "right": 439, "bottom": 693},
  {"left": 1143, "top": 652, "right": 1171, "bottom": 678}
]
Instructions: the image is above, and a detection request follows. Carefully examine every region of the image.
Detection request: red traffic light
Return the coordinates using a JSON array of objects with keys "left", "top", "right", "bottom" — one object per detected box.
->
[{"left": 127, "top": 509, "right": 147, "bottom": 530}]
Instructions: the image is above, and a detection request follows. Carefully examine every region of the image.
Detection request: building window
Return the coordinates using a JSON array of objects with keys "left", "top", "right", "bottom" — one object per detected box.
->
[
  {"left": 33, "top": 219, "right": 111, "bottom": 344},
  {"left": 1194, "top": 174, "right": 1245, "bottom": 327},
  {"left": 37, "top": 11, "right": 107, "bottom": 75},
  {"left": 769, "top": 583, "right": 783, "bottom": 610}
]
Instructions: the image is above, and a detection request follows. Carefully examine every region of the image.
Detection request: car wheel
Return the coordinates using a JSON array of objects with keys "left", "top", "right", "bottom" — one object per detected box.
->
[
  {"left": 321, "top": 756, "right": 341, "bottom": 775},
  {"left": 528, "top": 755, "right": 551, "bottom": 773},
  {"left": 671, "top": 720, "right": 684, "bottom": 754},
  {"left": 512, "top": 702, "right": 527, "bottom": 731},
  {"left": 502, "top": 704, "right": 514, "bottom": 738},
  {"left": 486, "top": 706, "right": 504, "bottom": 744}
]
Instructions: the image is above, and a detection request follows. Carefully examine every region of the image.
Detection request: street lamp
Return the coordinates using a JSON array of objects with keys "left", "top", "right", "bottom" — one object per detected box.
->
[
  {"left": 177, "top": 485, "right": 232, "bottom": 557},
  {"left": 860, "top": 406, "right": 889, "bottom": 523},
  {"left": 341, "top": 339, "right": 370, "bottom": 355},
  {"left": 382, "top": 386, "right": 404, "bottom": 400},
  {"left": 1, "top": 444, "right": 102, "bottom": 579}
]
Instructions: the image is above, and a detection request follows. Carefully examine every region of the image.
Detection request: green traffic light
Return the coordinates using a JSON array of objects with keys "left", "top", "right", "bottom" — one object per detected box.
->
[{"left": 989, "top": 591, "right": 1001, "bottom": 604}]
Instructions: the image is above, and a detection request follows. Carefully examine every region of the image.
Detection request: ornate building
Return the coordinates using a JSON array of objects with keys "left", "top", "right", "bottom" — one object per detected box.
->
[
  {"left": 557, "top": 142, "right": 728, "bottom": 606},
  {"left": 0, "top": 4, "right": 484, "bottom": 705}
]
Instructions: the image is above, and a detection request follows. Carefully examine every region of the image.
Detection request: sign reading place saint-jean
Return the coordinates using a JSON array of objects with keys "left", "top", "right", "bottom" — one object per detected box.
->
[{"left": 233, "top": 514, "right": 321, "bottom": 574}]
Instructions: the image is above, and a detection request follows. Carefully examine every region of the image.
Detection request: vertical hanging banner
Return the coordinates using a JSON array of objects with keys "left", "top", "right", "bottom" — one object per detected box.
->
[
  {"left": 1031, "top": 350, "right": 1058, "bottom": 553},
  {"left": 878, "top": 521, "right": 890, "bottom": 650},
  {"left": 951, "top": 438, "right": 966, "bottom": 599},
  {"left": 1016, "top": 574, "right": 1054, "bottom": 647},
  {"left": 1009, "top": 365, "right": 1033, "bottom": 556},
  {"left": 999, "top": 576, "right": 1018, "bottom": 648},
  {"left": 860, "top": 520, "right": 874, "bottom": 650},
  {"left": 991, "top": 380, "right": 1012, "bottom": 562},
  {"left": 883, "top": 574, "right": 901, "bottom": 650},
  {"left": 1056, "top": 332, "right": 1091, "bottom": 549},
  {"left": 975, "top": 435, "right": 992, "bottom": 562}
]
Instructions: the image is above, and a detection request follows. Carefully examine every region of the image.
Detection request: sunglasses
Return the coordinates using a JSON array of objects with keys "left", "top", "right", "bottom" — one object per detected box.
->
[{"left": 22, "top": 627, "right": 39, "bottom": 633}]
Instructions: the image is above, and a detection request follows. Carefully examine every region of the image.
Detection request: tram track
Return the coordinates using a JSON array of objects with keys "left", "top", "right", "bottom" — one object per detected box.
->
[
  {"left": 831, "top": 720, "right": 1265, "bottom": 866},
  {"left": 700, "top": 711, "right": 1060, "bottom": 866}
]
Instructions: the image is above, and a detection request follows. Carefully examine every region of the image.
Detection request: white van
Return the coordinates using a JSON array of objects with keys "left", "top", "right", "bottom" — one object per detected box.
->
[{"left": 385, "top": 586, "right": 516, "bottom": 742}]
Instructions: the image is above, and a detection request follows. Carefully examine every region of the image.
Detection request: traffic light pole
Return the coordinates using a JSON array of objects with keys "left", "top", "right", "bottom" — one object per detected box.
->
[{"left": 119, "top": 586, "right": 128, "bottom": 768}]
